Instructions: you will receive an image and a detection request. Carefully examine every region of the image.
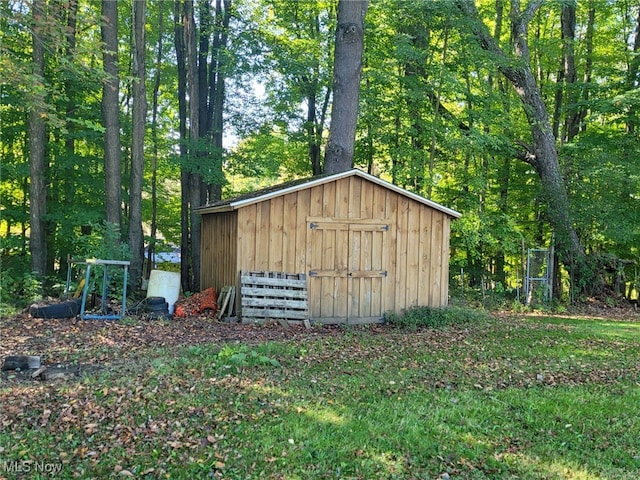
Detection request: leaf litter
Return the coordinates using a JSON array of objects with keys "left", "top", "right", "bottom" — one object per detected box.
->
[{"left": 1, "top": 308, "right": 639, "bottom": 477}]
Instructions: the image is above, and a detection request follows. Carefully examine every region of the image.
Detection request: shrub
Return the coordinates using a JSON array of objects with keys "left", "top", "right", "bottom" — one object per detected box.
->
[
  {"left": 385, "top": 305, "right": 489, "bottom": 330},
  {"left": 74, "top": 221, "right": 130, "bottom": 261},
  {"left": 0, "top": 269, "right": 42, "bottom": 304},
  {"left": 0, "top": 269, "right": 44, "bottom": 316}
]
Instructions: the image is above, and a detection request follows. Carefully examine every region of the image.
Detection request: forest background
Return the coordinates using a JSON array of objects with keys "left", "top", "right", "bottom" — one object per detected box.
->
[{"left": 1, "top": 0, "right": 639, "bottom": 311}]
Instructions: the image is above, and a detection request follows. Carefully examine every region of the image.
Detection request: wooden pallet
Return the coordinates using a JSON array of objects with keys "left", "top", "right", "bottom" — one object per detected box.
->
[{"left": 240, "top": 271, "right": 308, "bottom": 324}]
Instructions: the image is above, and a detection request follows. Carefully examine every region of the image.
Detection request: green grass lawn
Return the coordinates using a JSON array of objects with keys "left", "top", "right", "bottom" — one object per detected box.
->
[{"left": 1, "top": 313, "right": 639, "bottom": 479}]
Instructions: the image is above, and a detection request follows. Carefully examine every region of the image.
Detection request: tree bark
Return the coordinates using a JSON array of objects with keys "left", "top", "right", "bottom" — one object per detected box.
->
[
  {"left": 129, "top": 0, "right": 147, "bottom": 288},
  {"left": 306, "top": 88, "right": 322, "bottom": 175},
  {"left": 207, "top": 0, "right": 231, "bottom": 202},
  {"left": 29, "top": 0, "right": 47, "bottom": 279},
  {"left": 429, "top": 22, "right": 449, "bottom": 198},
  {"left": 400, "top": 21, "right": 430, "bottom": 195},
  {"left": 185, "top": 0, "right": 201, "bottom": 292},
  {"left": 578, "top": 6, "right": 595, "bottom": 134},
  {"left": 455, "top": 0, "right": 587, "bottom": 283},
  {"left": 148, "top": 0, "right": 165, "bottom": 278},
  {"left": 174, "top": 0, "right": 191, "bottom": 292},
  {"left": 626, "top": 6, "right": 640, "bottom": 134},
  {"left": 324, "top": 0, "right": 369, "bottom": 174},
  {"left": 57, "top": 0, "right": 79, "bottom": 279},
  {"left": 102, "top": 0, "right": 122, "bottom": 228},
  {"left": 304, "top": 11, "right": 328, "bottom": 176},
  {"left": 492, "top": 0, "right": 510, "bottom": 287},
  {"left": 561, "top": 1, "right": 579, "bottom": 143},
  {"left": 176, "top": 0, "right": 231, "bottom": 292}
]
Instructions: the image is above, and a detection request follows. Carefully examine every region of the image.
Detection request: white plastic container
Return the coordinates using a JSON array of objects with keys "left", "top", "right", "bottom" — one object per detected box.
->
[{"left": 146, "top": 270, "right": 181, "bottom": 314}]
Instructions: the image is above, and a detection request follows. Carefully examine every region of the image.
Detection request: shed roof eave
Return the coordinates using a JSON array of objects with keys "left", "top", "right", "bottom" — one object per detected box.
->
[
  {"left": 196, "top": 205, "right": 235, "bottom": 215},
  {"left": 196, "top": 169, "right": 461, "bottom": 218}
]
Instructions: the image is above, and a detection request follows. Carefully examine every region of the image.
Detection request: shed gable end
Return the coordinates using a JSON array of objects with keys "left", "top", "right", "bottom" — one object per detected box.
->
[{"left": 200, "top": 172, "right": 455, "bottom": 323}]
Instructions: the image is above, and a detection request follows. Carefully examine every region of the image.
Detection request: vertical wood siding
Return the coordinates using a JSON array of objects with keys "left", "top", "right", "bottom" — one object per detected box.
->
[
  {"left": 200, "top": 211, "right": 237, "bottom": 295},
  {"left": 201, "top": 175, "right": 453, "bottom": 322}
]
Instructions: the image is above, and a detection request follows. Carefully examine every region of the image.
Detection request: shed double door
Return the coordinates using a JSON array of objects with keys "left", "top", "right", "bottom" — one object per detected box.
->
[{"left": 307, "top": 218, "right": 388, "bottom": 322}]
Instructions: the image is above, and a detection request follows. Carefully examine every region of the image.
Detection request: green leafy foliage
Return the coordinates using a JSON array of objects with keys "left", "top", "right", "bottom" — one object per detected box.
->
[
  {"left": 1, "top": 0, "right": 640, "bottom": 304},
  {"left": 73, "top": 222, "right": 130, "bottom": 262},
  {"left": 0, "top": 270, "right": 42, "bottom": 315},
  {"left": 217, "top": 344, "right": 282, "bottom": 370},
  {"left": 224, "top": 128, "right": 310, "bottom": 189},
  {"left": 385, "top": 304, "right": 490, "bottom": 330}
]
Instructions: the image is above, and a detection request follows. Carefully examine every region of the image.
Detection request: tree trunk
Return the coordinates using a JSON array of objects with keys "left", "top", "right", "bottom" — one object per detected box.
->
[
  {"left": 306, "top": 90, "right": 321, "bottom": 175},
  {"left": 148, "top": 0, "right": 165, "bottom": 278},
  {"left": 129, "top": 0, "right": 147, "bottom": 289},
  {"left": 174, "top": 0, "right": 191, "bottom": 292},
  {"left": 176, "top": 0, "right": 232, "bottom": 292},
  {"left": 455, "top": 0, "right": 588, "bottom": 286},
  {"left": 552, "top": 63, "right": 564, "bottom": 140},
  {"left": 626, "top": 6, "right": 640, "bottom": 134},
  {"left": 401, "top": 22, "right": 429, "bottom": 194},
  {"left": 58, "top": 0, "right": 79, "bottom": 278},
  {"left": 304, "top": 11, "right": 328, "bottom": 177},
  {"left": 561, "top": 1, "right": 579, "bottom": 143},
  {"left": 578, "top": 6, "right": 595, "bottom": 134},
  {"left": 198, "top": 0, "right": 212, "bottom": 137},
  {"left": 184, "top": 0, "right": 201, "bottom": 292},
  {"left": 102, "top": 0, "right": 122, "bottom": 228},
  {"left": 324, "top": 0, "right": 369, "bottom": 174},
  {"left": 207, "top": 0, "right": 231, "bottom": 202},
  {"left": 29, "top": 0, "right": 47, "bottom": 279},
  {"left": 429, "top": 22, "right": 450, "bottom": 198},
  {"left": 493, "top": 0, "right": 509, "bottom": 287}
]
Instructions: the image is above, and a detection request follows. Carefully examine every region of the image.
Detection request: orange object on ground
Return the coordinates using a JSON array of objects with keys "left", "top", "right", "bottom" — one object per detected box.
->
[
  {"left": 198, "top": 287, "right": 218, "bottom": 312},
  {"left": 174, "top": 288, "right": 217, "bottom": 318}
]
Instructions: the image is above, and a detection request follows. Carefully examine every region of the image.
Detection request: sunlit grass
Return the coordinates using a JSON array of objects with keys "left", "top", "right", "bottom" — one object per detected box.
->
[{"left": 529, "top": 314, "right": 640, "bottom": 339}]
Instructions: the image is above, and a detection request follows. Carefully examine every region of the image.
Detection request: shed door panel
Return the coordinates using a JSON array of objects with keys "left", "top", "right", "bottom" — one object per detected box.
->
[{"left": 308, "top": 220, "right": 387, "bottom": 321}]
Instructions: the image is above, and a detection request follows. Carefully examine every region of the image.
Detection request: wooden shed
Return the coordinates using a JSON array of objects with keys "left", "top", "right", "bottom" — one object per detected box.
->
[{"left": 197, "top": 169, "right": 460, "bottom": 324}]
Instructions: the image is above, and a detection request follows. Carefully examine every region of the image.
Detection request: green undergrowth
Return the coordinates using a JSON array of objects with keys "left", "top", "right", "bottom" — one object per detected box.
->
[
  {"left": 1, "top": 315, "right": 639, "bottom": 479},
  {"left": 384, "top": 304, "right": 491, "bottom": 329}
]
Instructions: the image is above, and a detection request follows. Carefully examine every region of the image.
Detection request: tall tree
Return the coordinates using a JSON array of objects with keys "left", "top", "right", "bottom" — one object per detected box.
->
[
  {"left": 208, "top": 0, "right": 231, "bottom": 201},
  {"left": 184, "top": 0, "right": 202, "bottom": 292},
  {"left": 147, "top": 0, "right": 166, "bottom": 278},
  {"left": 129, "top": 0, "right": 147, "bottom": 288},
  {"left": 174, "top": 0, "right": 191, "bottom": 291},
  {"left": 175, "top": 0, "right": 232, "bottom": 292},
  {"left": 455, "top": 0, "right": 589, "bottom": 288},
  {"left": 551, "top": 0, "right": 579, "bottom": 144},
  {"left": 102, "top": 0, "right": 122, "bottom": 228},
  {"left": 55, "top": 0, "right": 79, "bottom": 279},
  {"left": 29, "top": 0, "right": 47, "bottom": 279},
  {"left": 577, "top": 4, "right": 595, "bottom": 135},
  {"left": 324, "top": 0, "right": 369, "bottom": 174},
  {"left": 561, "top": 0, "right": 579, "bottom": 143},
  {"left": 625, "top": 5, "right": 640, "bottom": 134}
]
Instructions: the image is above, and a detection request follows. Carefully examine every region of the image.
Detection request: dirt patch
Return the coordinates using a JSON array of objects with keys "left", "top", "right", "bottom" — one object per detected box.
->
[
  {"left": 549, "top": 297, "right": 640, "bottom": 322},
  {"left": 0, "top": 312, "right": 347, "bottom": 384},
  {"left": 2, "top": 301, "right": 638, "bottom": 385}
]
